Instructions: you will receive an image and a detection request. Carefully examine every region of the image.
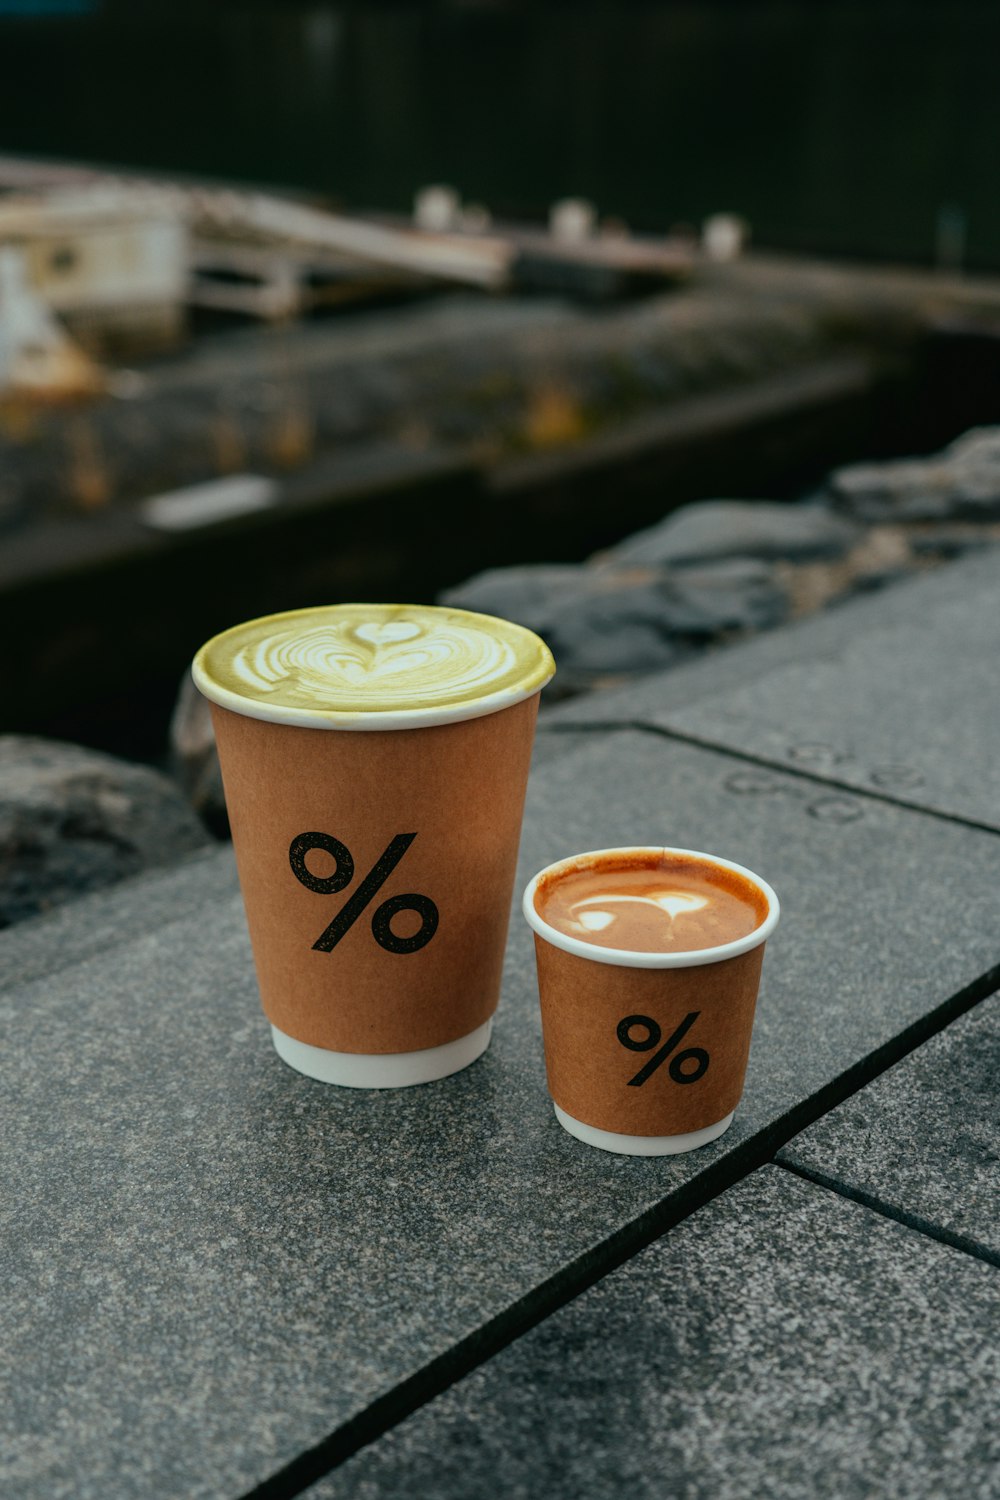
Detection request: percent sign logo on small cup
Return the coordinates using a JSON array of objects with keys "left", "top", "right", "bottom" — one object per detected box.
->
[
  {"left": 616, "top": 1012, "right": 709, "bottom": 1088},
  {"left": 289, "top": 832, "right": 439, "bottom": 955}
]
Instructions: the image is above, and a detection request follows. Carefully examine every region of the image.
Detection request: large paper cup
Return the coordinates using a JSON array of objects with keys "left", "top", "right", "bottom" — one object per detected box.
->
[
  {"left": 194, "top": 603, "right": 554, "bottom": 1087},
  {"left": 523, "top": 847, "right": 779, "bottom": 1155}
]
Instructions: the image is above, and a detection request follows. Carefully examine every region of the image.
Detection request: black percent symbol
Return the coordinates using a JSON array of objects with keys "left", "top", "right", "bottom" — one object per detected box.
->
[
  {"left": 288, "top": 831, "right": 439, "bottom": 955},
  {"left": 617, "top": 1012, "right": 710, "bottom": 1088}
]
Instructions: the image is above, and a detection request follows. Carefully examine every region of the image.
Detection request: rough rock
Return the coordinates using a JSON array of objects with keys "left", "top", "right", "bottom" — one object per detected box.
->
[
  {"left": 437, "top": 564, "right": 587, "bottom": 628},
  {"left": 169, "top": 673, "right": 229, "bottom": 836},
  {"left": 547, "top": 566, "right": 786, "bottom": 678},
  {"left": 442, "top": 568, "right": 678, "bottom": 680},
  {"left": 0, "top": 736, "right": 211, "bottom": 928},
  {"left": 832, "top": 458, "right": 957, "bottom": 522},
  {"left": 909, "top": 526, "right": 1000, "bottom": 558},
  {"left": 442, "top": 558, "right": 787, "bottom": 684},
  {"left": 541, "top": 582, "right": 688, "bottom": 677},
  {"left": 600, "top": 497, "right": 858, "bottom": 568},
  {"left": 831, "top": 425, "right": 1000, "bottom": 522},
  {"left": 656, "top": 557, "right": 789, "bottom": 634}
]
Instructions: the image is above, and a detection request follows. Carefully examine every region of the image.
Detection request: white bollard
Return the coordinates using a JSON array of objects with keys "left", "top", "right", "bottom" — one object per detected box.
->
[
  {"left": 413, "top": 185, "right": 461, "bottom": 234},
  {"left": 549, "top": 198, "right": 597, "bottom": 244},
  {"left": 702, "top": 213, "right": 749, "bottom": 262}
]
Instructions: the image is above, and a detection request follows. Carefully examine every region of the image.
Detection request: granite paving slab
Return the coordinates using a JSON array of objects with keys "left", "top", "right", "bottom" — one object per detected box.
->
[
  {"left": 544, "top": 550, "right": 1000, "bottom": 829},
  {"left": 3, "top": 730, "right": 1000, "bottom": 1498},
  {"left": 530, "top": 723, "right": 633, "bottom": 771},
  {"left": 779, "top": 994, "right": 1000, "bottom": 1259},
  {"left": 0, "top": 845, "right": 238, "bottom": 993},
  {"left": 315, "top": 1166, "right": 1000, "bottom": 1500}
]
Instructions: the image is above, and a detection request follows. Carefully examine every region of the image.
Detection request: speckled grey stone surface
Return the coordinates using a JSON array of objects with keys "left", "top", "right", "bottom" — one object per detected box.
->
[
  {"left": 545, "top": 551, "right": 1000, "bottom": 828},
  {"left": 312, "top": 1167, "right": 1000, "bottom": 1500},
  {"left": 780, "top": 995, "right": 1000, "bottom": 1256},
  {"left": 531, "top": 723, "right": 633, "bottom": 771},
  {"left": 0, "top": 845, "right": 238, "bottom": 992},
  {"left": 3, "top": 731, "right": 1000, "bottom": 1497},
  {"left": 657, "top": 585, "right": 1000, "bottom": 828}
]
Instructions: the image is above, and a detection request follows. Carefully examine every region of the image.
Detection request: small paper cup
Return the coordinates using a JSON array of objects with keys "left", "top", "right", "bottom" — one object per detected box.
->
[{"left": 523, "top": 847, "right": 779, "bottom": 1154}]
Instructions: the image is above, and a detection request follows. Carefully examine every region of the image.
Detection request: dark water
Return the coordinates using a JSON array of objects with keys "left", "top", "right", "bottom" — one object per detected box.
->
[{"left": 0, "top": 1, "right": 996, "bottom": 265}]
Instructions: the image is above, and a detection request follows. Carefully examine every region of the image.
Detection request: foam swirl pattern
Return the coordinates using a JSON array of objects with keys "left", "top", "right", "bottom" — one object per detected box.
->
[{"left": 193, "top": 604, "right": 555, "bottom": 729}]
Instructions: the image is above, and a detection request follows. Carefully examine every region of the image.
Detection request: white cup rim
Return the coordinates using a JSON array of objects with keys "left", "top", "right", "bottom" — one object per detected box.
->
[{"left": 522, "top": 846, "right": 780, "bottom": 969}]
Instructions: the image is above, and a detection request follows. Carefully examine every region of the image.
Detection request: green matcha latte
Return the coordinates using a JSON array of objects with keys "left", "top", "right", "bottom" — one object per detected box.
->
[{"left": 193, "top": 603, "right": 555, "bottom": 730}]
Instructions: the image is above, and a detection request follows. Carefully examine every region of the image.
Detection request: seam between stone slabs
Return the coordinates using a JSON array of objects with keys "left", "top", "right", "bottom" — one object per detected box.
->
[
  {"left": 775, "top": 1157, "right": 1000, "bottom": 1271},
  {"left": 237, "top": 965, "right": 1000, "bottom": 1500},
  {"left": 235, "top": 1139, "right": 781, "bottom": 1500},
  {"left": 543, "top": 719, "right": 1000, "bottom": 836},
  {"left": 9, "top": 727, "right": 989, "bottom": 1497}
]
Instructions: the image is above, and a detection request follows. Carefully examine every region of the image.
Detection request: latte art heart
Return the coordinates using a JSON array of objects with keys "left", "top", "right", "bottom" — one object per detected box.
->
[
  {"left": 193, "top": 603, "right": 555, "bottom": 727},
  {"left": 354, "top": 620, "right": 421, "bottom": 645},
  {"left": 233, "top": 621, "right": 512, "bottom": 704}
]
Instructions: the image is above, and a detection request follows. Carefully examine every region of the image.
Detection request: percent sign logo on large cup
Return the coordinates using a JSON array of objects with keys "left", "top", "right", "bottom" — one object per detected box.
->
[
  {"left": 289, "top": 831, "right": 439, "bottom": 955},
  {"left": 617, "top": 1011, "right": 709, "bottom": 1088}
]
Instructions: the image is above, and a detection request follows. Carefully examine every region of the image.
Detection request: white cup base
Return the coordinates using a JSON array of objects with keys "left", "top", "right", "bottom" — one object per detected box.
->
[
  {"left": 271, "top": 1018, "right": 493, "bottom": 1088},
  {"left": 553, "top": 1103, "right": 735, "bottom": 1156}
]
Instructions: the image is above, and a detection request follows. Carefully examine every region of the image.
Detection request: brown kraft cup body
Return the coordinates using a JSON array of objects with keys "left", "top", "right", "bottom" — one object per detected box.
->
[
  {"left": 212, "top": 694, "right": 539, "bottom": 1054},
  {"left": 533, "top": 937, "right": 765, "bottom": 1136}
]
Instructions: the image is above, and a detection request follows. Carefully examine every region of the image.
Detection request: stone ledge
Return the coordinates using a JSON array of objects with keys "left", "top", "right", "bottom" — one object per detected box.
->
[
  {"left": 545, "top": 548, "right": 1000, "bottom": 826},
  {"left": 2, "top": 729, "right": 999, "bottom": 1497},
  {"left": 315, "top": 1167, "right": 1000, "bottom": 1500},
  {"left": 779, "top": 995, "right": 1000, "bottom": 1258}
]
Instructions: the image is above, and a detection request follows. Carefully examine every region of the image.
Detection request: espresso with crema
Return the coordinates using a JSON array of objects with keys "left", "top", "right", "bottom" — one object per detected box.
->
[{"left": 534, "top": 851, "right": 768, "bottom": 954}]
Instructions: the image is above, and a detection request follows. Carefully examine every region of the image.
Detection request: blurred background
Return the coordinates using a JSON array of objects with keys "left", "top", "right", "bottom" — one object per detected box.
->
[
  {"left": 0, "top": 0, "right": 994, "bottom": 267},
  {"left": 2, "top": 0, "right": 1000, "bottom": 893}
]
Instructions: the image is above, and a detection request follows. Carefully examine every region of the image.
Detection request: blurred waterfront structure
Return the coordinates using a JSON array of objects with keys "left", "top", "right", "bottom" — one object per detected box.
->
[
  {"left": 3, "top": 0, "right": 999, "bottom": 763},
  {"left": 0, "top": 1, "right": 993, "bottom": 270}
]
